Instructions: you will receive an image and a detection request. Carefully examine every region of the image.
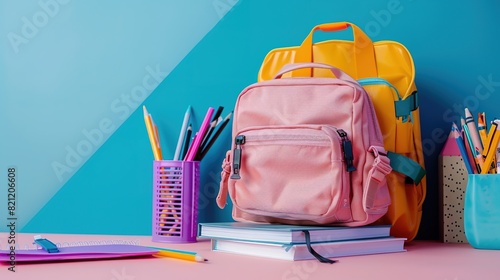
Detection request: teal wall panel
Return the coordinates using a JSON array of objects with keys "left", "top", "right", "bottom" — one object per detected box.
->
[{"left": 0, "top": 0, "right": 239, "bottom": 232}]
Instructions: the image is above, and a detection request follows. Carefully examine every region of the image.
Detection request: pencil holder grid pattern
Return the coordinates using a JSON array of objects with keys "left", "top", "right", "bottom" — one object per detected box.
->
[{"left": 152, "top": 160, "right": 199, "bottom": 243}]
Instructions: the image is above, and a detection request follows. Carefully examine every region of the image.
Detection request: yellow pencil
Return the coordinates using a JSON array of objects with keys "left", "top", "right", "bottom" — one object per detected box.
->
[
  {"left": 143, "top": 105, "right": 162, "bottom": 160},
  {"left": 152, "top": 118, "right": 163, "bottom": 159},
  {"left": 151, "top": 247, "right": 207, "bottom": 262},
  {"left": 478, "top": 112, "right": 488, "bottom": 147},
  {"left": 482, "top": 121, "right": 498, "bottom": 158},
  {"left": 481, "top": 120, "right": 500, "bottom": 174}
]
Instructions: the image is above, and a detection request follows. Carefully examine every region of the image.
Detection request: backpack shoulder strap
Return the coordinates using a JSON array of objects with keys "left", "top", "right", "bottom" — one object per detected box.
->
[
  {"left": 365, "top": 146, "right": 392, "bottom": 211},
  {"left": 216, "top": 150, "right": 232, "bottom": 209}
]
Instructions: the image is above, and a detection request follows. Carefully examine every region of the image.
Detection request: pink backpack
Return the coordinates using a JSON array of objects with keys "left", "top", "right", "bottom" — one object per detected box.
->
[{"left": 217, "top": 63, "right": 392, "bottom": 227}]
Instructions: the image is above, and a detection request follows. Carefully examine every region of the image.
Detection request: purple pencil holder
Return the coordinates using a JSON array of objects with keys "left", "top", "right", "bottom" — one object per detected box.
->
[{"left": 152, "top": 160, "right": 200, "bottom": 243}]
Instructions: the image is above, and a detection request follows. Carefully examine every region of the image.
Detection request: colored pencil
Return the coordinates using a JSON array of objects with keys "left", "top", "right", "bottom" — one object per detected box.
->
[
  {"left": 149, "top": 247, "right": 207, "bottom": 262},
  {"left": 184, "top": 107, "right": 214, "bottom": 161},
  {"left": 173, "top": 106, "right": 191, "bottom": 160},
  {"left": 143, "top": 106, "right": 162, "bottom": 160},
  {"left": 452, "top": 122, "right": 474, "bottom": 174},
  {"left": 181, "top": 124, "right": 193, "bottom": 159},
  {"left": 198, "top": 112, "right": 232, "bottom": 160}
]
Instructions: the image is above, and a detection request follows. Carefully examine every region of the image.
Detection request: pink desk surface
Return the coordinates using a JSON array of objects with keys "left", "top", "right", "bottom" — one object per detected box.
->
[{"left": 1, "top": 233, "right": 499, "bottom": 280}]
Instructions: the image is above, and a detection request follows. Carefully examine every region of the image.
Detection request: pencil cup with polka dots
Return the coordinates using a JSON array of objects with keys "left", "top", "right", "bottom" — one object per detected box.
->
[{"left": 152, "top": 160, "right": 200, "bottom": 243}]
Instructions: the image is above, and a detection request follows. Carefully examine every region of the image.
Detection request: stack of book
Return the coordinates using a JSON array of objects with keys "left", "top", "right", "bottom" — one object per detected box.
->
[{"left": 198, "top": 222, "right": 406, "bottom": 261}]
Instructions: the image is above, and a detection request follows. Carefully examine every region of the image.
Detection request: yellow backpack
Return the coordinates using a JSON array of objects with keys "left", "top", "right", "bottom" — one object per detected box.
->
[{"left": 257, "top": 22, "right": 426, "bottom": 241}]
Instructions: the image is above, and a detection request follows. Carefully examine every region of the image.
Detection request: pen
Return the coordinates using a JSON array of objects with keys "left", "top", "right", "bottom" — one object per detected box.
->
[{"left": 174, "top": 106, "right": 192, "bottom": 161}]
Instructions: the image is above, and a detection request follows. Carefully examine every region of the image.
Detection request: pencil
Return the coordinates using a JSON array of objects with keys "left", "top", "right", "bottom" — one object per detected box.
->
[
  {"left": 482, "top": 121, "right": 498, "bottom": 158},
  {"left": 198, "top": 111, "right": 232, "bottom": 160},
  {"left": 181, "top": 124, "right": 193, "bottom": 159},
  {"left": 452, "top": 123, "right": 474, "bottom": 174},
  {"left": 185, "top": 107, "right": 214, "bottom": 161},
  {"left": 150, "top": 247, "right": 207, "bottom": 262},
  {"left": 201, "top": 106, "right": 224, "bottom": 149},
  {"left": 462, "top": 118, "right": 481, "bottom": 173},
  {"left": 478, "top": 112, "right": 487, "bottom": 147},
  {"left": 481, "top": 120, "right": 498, "bottom": 173},
  {"left": 143, "top": 106, "right": 162, "bottom": 160},
  {"left": 174, "top": 106, "right": 191, "bottom": 160},
  {"left": 481, "top": 120, "right": 500, "bottom": 174},
  {"left": 152, "top": 119, "right": 162, "bottom": 160}
]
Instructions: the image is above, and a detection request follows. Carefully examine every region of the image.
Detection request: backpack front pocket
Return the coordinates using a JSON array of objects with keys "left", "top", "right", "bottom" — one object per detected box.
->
[{"left": 228, "top": 125, "right": 354, "bottom": 223}]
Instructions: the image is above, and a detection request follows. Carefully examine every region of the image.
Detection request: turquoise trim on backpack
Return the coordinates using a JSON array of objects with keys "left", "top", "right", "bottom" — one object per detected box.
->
[
  {"left": 387, "top": 151, "right": 426, "bottom": 185},
  {"left": 358, "top": 79, "right": 418, "bottom": 123},
  {"left": 358, "top": 77, "right": 402, "bottom": 100}
]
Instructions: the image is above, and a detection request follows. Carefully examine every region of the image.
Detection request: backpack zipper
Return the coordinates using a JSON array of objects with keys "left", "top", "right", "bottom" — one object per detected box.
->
[
  {"left": 230, "top": 135, "right": 246, "bottom": 179},
  {"left": 230, "top": 127, "right": 355, "bottom": 180},
  {"left": 337, "top": 129, "right": 356, "bottom": 172}
]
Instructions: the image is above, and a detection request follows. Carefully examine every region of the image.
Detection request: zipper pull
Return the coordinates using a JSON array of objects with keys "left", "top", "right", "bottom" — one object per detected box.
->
[
  {"left": 337, "top": 129, "right": 356, "bottom": 172},
  {"left": 231, "top": 135, "right": 246, "bottom": 179}
]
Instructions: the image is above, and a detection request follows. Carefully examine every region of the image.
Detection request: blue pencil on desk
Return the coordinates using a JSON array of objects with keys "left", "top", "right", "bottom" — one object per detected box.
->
[{"left": 452, "top": 122, "right": 474, "bottom": 174}]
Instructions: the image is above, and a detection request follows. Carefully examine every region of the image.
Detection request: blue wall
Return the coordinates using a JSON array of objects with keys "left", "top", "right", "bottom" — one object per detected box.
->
[{"left": 1, "top": 0, "right": 499, "bottom": 240}]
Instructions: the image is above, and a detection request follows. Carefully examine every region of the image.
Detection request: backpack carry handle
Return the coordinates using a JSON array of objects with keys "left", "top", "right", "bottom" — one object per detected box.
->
[
  {"left": 274, "top": 62, "right": 357, "bottom": 84},
  {"left": 292, "top": 22, "right": 378, "bottom": 79},
  {"left": 315, "top": 22, "right": 350, "bottom": 32}
]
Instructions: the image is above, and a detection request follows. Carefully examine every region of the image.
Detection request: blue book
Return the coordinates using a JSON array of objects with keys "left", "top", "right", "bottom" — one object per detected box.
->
[{"left": 198, "top": 222, "right": 391, "bottom": 244}]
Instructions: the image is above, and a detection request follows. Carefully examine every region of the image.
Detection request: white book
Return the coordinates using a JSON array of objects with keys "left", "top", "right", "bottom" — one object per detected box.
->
[
  {"left": 199, "top": 222, "right": 391, "bottom": 244},
  {"left": 211, "top": 237, "right": 406, "bottom": 261}
]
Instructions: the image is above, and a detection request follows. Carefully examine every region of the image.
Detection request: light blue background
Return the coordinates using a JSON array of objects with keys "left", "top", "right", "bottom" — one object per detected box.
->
[{"left": 1, "top": 0, "right": 499, "bottom": 240}]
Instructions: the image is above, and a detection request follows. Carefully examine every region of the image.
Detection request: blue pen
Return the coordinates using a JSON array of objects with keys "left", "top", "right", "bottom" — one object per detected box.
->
[{"left": 452, "top": 123, "right": 474, "bottom": 174}]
